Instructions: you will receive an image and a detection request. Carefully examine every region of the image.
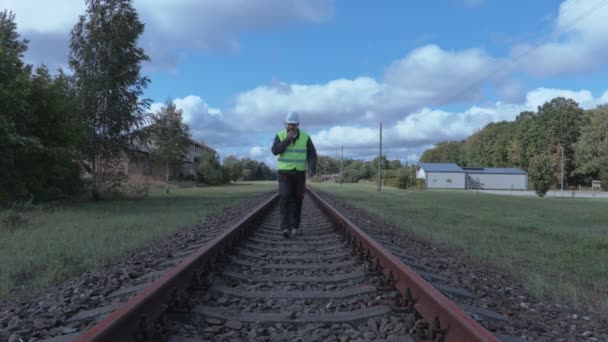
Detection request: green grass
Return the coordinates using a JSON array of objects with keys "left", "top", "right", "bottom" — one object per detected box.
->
[
  {"left": 311, "top": 182, "right": 608, "bottom": 313},
  {"left": 0, "top": 181, "right": 277, "bottom": 299}
]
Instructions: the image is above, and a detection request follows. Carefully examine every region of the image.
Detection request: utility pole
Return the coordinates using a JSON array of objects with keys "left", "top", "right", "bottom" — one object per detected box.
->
[
  {"left": 560, "top": 145, "right": 564, "bottom": 192},
  {"left": 340, "top": 145, "right": 344, "bottom": 185},
  {"left": 377, "top": 122, "right": 382, "bottom": 192}
]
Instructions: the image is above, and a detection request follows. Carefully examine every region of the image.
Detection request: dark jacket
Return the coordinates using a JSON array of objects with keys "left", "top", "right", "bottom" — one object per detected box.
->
[{"left": 271, "top": 130, "right": 317, "bottom": 174}]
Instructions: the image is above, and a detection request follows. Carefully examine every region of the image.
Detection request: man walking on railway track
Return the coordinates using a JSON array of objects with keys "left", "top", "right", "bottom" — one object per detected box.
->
[{"left": 271, "top": 111, "right": 317, "bottom": 238}]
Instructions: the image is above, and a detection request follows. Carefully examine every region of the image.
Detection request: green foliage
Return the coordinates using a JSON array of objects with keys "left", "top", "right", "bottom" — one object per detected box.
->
[
  {"left": 69, "top": 0, "right": 150, "bottom": 199},
  {"left": 396, "top": 168, "right": 413, "bottom": 189},
  {"left": 420, "top": 141, "right": 465, "bottom": 164},
  {"left": 239, "top": 158, "right": 276, "bottom": 181},
  {"left": 420, "top": 96, "right": 604, "bottom": 189},
  {"left": 317, "top": 155, "right": 340, "bottom": 174},
  {"left": 0, "top": 12, "right": 85, "bottom": 205},
  {"left": 0, "top": 10, "right": 32, "bottom": 204},
  {"left": 415, "top": 178, "right": 425, "bottom": 190},
  {"left": 149, "top": 100, "right": 191, "bottom": 192},
  {"left": 529, "top": 155, "right": 556, "bottom": 197},
  {"left": 197, "top": 151, "right": 227, "bottom": 185},
  {"left": 573, "top": 105, "right": 608, "bottom": 187},
  {"left": 223, "top": 155, "right": 243, "bottom": 182}
]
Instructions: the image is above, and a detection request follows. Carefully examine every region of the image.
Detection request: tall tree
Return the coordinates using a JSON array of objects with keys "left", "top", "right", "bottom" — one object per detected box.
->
[
  {"left": 573, "top": 106, "right": 608, "bottom": 187},
  {"left": 20, "top": 67, "right": 85, "bottom": 201},
  {"left": 69, "top": 0, "right": 150, "bottom": 199},
  {"left": 197, "top": 151, "right": 225, "bottom": 185},
  {"left": 537, "top": 97, "right": 583, "bottom": 186},
  {"left": 420, "top": 141, "right": 464, "bottom": 164},
  {"left": 223, "top": 155, "right": 243, "bottom": 182},
  {"left": 0, "top": 11, "right": 32, "bottom": 203},
  {"left": 149, "top": 101, "right": 191, "bottom": 193},
  {"left": 529, "top": 154, "right": 556, "bottom": 197}
]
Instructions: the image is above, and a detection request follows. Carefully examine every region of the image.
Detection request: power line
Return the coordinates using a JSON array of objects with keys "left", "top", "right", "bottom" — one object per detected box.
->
[{"left": 442, "top": 0, "right": 608, "bottom": 105}]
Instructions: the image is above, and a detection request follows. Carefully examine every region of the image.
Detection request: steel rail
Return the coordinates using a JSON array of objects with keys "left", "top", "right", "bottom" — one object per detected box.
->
[
  {"left": 74, "top": 193, "right": 278, "bottom": 342},
  {"left": 307, "top": 187, "right": 499, "bottom": 342}
]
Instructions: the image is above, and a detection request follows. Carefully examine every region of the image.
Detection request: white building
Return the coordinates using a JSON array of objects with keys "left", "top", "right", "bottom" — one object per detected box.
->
[
  {"left": 463, "top": 167, "right": 528, "bottom": 190},
  {"left": 416, "top": 163, "right": 466, "bottom": 189},
  {"left": 417, "top": 163, "right": 528, "bottom": 190}
]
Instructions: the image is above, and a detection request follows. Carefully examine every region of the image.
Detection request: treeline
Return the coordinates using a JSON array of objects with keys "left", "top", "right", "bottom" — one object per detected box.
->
[
  {"left": 313, "top": 155, "right": 422, "bottom": 189},
  {"left": 420, "top": 98, "right": 608, "bottom": 190},
  {"left": 1, "top": 1, "right": 156, "bottom": 204},
  {"left": 196, "top": 154, "right": 276, "bottom": 186},
  {"left": 2, "top": 1, "right": 265, "bottom": 205},
  {"left": 1, "top": 11, "right": 86, "bottom": 204}
]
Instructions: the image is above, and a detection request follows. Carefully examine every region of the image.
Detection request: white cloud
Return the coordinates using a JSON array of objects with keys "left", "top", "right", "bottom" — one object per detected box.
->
[
  {"left": 524, "top": 87, "right": 607, "bottom": 109},
  {"left": 5, "top": 0, "right": 333, "bottom": 70},
  {"left": 230, "top": 44, "right": 513, "bottom": 131},
  {"left": 165, "top": 86, "right": 608, "bottom": 166},
  {"left": 513, "top": 0, "right": 608, "bottom": 77},
  {"left": 384, "top": 45, "right": 506, "bottom": 105},
  {"left": 384, "top": 44, "right": 505, "bottom": 105},
  {"left": 250, "top": 146, "right": 266, "bottom": 158},
  {"left": 308, "top": 87, "right": 608, "bottom": 158},
  {"left": 149, "top": 96, "right": 233, "bottom": 147},
  {"left": 231, "top": 77, "right": 407, "bottom": 130}
]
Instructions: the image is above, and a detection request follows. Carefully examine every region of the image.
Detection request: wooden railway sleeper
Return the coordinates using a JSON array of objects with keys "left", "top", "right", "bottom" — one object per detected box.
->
[
  {"left": 431, "top": 316, "right": 449, "bottom": 342},
  {"left": 135, "top": 313, "right": 164, "bottom": 342},
  {"left": 168, "top": 287, "right": 189, "bottom": 313},
  {"left": 377, "top": 271, "right": 396, "bottom": 291}
]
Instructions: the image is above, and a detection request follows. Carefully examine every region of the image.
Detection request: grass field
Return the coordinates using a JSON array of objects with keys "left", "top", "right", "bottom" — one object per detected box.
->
[
  {"left": 0, "top": 181, "right": 277, "bottom": 299},
  {"left": 311, "top": 182, "right": 608, "bottom": 313}
]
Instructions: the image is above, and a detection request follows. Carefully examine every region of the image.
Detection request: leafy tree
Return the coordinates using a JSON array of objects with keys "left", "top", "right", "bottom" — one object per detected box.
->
[
  {"left": 149, "top": 101, "right": 191, "bottom": 193},
  {"left": 388, "top": 160, "right": 402, "bottom": 170},
  {"left": 21, "top": 67, "right": 86, "bottom": 200},
  {"left": 317, "top": 155, "right": 340, "bottom": 175},
  {"left": 69, "top": 0, "right": 150, "bottom": 199},
  {"left": 420, "top": 141, "right": 464, "bottom": 164},
  {"left": 0, "top": 10, "right": 32, "bottom": 203},
  {"left": 573, "top": 106, "right": 608, "bottom": 187},
  {"left": 537, "top": 97, "right": 583, "bottom": 186},
  {"left": 371, "top": 155, "right": 390, "bottom": 170},
  {"left": 223, "top": 155, "right": 243, "bottom": 182},
  {"left": 529, "top": 154, "right": 555, "bottom": 197},
  {"left": 197, "top": 151, "right": 226, "bottom": 185}
]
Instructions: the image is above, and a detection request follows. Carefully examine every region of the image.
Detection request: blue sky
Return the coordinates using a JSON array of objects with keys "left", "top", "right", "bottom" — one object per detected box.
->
[{"left": 5, "top": 0, "right": 608, "bottom": 167}]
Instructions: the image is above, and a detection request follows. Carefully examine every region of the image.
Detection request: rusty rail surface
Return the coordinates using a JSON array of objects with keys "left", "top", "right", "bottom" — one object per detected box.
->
[
  {"left": 307, "top": 187, "right": 499, "bottom": 342},
  {"left": 74, "top": 193, "right": 278, "bottom": 342}
]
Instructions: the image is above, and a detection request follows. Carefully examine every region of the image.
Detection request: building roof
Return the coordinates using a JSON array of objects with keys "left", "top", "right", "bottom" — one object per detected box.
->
[
  {"left": 419, "top": 163, "right": 464, "bottom": 173},
  {"left": 419, "top": 163, "right": 527, "bottom": 175},
  {"left": 462, "top": 167, "right": 527, "bottom": 175}
]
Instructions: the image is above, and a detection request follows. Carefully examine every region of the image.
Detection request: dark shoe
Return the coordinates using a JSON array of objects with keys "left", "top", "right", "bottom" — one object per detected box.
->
[{"left": 282, "top": 228, "right": 290, "bottom": 238}]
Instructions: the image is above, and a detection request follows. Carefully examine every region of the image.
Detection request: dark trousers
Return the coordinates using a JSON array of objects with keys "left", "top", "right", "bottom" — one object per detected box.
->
[{"left": 278, "top": 170, "right": 306, "bottom": 230}]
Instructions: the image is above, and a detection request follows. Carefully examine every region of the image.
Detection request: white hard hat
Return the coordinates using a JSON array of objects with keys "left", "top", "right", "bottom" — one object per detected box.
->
[{"left": 284, "top": 111, "right": 299, "bottom": 124}]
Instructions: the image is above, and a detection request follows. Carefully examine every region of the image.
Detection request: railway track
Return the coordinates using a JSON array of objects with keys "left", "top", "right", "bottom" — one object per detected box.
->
[{"left": 52, "top": 188, "right": 521, "bottom": 341}]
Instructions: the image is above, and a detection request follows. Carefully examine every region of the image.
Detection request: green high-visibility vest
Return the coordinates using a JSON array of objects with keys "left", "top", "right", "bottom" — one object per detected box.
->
[{"left": 277, "top": 130, "right": 309, "bottom": 171}]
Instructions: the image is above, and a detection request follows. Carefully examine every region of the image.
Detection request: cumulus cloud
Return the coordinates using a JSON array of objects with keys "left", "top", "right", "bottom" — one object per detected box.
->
[
  {"left": 229, "top": 44, "right": 523, "bottom": 132},
  {"left": 149, "top": 95, "right": 235, "bottom": 148},
  {"left": 512, "top": 0, "right": 608, "bottom": 77},
  {"left": 6, "top": 0, "right": 333, "bottom": 70},
  {"left": 384, "top": 44, "right": 508, "bottom": 105},
  {"left": 308, "top": 87, "right": 608, "bottom": 157},
  {"left": 250, "top": 146, "right": 267, "bottom": 158},
  {"left": 165, "top": 87, "right": 608, "bottom": 165}
]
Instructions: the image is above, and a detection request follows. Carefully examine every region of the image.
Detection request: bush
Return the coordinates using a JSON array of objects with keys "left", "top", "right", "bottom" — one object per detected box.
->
[
  {"left": 1, "top": 210, "right": 30, "bottom": 232},
  {"left": 415, "top": 179, "right": 425, "bottom": 190},
  {"left": 529, "top": 155, "right": 556, "bottom": 197},
  {"left": 197, "top": 151, "right": 228, "bottom": 185}
]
